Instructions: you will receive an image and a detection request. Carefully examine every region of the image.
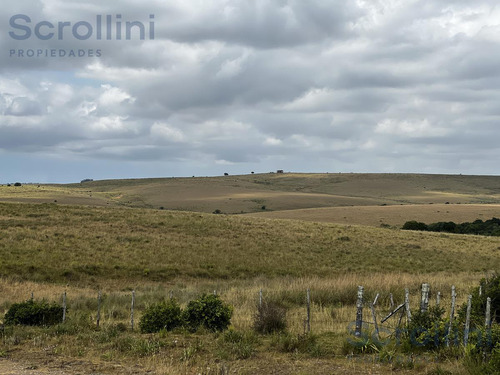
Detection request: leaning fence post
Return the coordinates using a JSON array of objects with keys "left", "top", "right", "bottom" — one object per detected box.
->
[
  {"left": 371, "top": 294, "right": 380, "bottom": 340},
  {"left": 97, "top": 291, "right": 102, "bottom": 329},
  {"left": 130, "top": 290, "right": 135, "bottom": 331},
  {"left": 355, "top": 286, "right": 364, "bottom": 337},
  {"left": 464, "top": 295, "right": 472, "bottom": 346},
  {"left": 306, "top": 289, "right": 311, "bottom": 333},
  {"left": 420, "top": 283, "right": 430, "bottom": 313},
  {"left": 405, "top": 288, "right": 412, "bottom": 323},
  {"left": 446, "top": 286, "right": 456, "bottom": 347}
]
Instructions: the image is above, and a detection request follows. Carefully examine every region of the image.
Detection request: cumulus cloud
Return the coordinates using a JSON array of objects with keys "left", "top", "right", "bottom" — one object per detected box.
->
[{"left": 0, "top": 0, "right": 499, "bottom": 181}]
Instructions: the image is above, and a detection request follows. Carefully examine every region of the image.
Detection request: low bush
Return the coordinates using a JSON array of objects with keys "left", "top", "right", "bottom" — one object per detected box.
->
[
  {"left": 182, "top": 294, "right": 232, "bottom": 332},
  {"left": 253, "top": 300, "right": 287, "bottom": 334},
  {"left": 4, "top": 299, "right": 63, "bottom": 326},
  {"left": 139, "top": 299, "right": 182, "bottom": 333}
]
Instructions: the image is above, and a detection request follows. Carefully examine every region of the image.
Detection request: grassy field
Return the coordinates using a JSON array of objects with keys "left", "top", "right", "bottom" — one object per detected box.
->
[
  {"left": 0, "top": 173, "right": 499, "bottom": 373},
  {"left": 2, "top": 173, "right": 500, "bottom": 219},
  {"left": 245, "top": 203, "right": 500, "bottom": 227},
  {"left": 0, "top": 199, "right": 498, "bottom": 373}
]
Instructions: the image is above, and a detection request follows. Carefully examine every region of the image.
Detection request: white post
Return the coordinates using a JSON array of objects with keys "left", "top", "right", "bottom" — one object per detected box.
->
[
  {"left": 62, "top": 291, "right": 67, "bottom": 323},
  {"left": 420, "top": 283, "right": 430, "bottom": 313},
  {"left": 464, "top": 295, "right": 472, "bottom": 346},
  {"left": 405, "top": 288, "right": 412, "bottom": 323},
  {"left": 355, "top": 286, "right": 364, "bottom": 337},
  {"left": 446, "top": 286, "right": 456, "bottom": 347}
]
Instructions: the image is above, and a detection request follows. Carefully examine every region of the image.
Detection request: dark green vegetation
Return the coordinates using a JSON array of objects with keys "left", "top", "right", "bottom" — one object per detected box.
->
[
  {"left": 139, "top": 294, "right": 233, "bottom": 333},
  {"left": 403, "top": 218, "right": 500, "bottom": 236},
  {"left": 139, "top": 299, "right": 182, "bottom": 333},
  {"left": 183, "top": 294, "right": 233, "bottom": 332},
  {"left": 4, "top": 299, "right": 63, "bottom": 326}
]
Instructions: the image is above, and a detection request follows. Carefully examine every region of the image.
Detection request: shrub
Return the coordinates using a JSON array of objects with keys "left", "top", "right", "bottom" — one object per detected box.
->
[
  {"left": 139, "top": 299, "right": 182, "bottom": 333},
  {"left": 182, "top": 294, "right": 232, "bottom": 332},
  {"left": 402, "top": 221, "right": 428, "bottom": 231},
  {"left": 253, "top": 301, "right": 287, "bottom": 334},
  {"left": 14, "top": 182, "right": 22, "bottom": 187},
  {"left": 4, "top": 299, "right": 63, "bottom": 326},
  {"left": 459, "top": 273, "right": 500, "bottom": 326}
]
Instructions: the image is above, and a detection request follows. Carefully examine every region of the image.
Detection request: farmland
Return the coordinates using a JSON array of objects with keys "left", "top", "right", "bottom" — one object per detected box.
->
[{"left": 0, "top": 173, "right": 499, "bottom": 374}]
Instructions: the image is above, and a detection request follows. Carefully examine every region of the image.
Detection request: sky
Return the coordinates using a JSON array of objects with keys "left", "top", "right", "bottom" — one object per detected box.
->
[{"left": 1, "top": 0, "right": 500, "bottom": 183}]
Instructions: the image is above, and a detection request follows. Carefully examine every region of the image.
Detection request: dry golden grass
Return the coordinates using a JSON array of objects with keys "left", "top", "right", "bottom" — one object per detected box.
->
[
  {"left": 2, "top": 173, "right": 499, "bottom": 218},
  {"left": 245, "top": 203, "right": 500, "bottom": 227}
]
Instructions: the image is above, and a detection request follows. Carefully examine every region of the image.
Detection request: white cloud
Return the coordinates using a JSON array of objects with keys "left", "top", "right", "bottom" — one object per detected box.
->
[{"left": 0, "top": 0, "right": 499, "bottom": 180}]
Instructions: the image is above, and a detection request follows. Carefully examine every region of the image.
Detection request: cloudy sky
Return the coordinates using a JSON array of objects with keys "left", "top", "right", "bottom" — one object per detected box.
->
[{"left": 1, "top": 0, "right": 499, "bottom": 182}]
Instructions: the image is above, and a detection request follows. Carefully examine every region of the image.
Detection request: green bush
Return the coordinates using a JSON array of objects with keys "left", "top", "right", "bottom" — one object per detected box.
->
[
  {"left": 139, "top": 299, "right": 182, "bottom": 333},
  {"left": 402, "top": 221, "right": 428, "bottom": 231},
  {"left": 253, "top": 301, "right": 287, "bottom": 334},
  {"left": 458, "top": 273, "right": 500, "bottom": 326},
  {"left": 4, "top": 299, "right": 63, "bottom": 326},
  {"left": 182, "top": 294, "right": 232, "bottom": 332}
]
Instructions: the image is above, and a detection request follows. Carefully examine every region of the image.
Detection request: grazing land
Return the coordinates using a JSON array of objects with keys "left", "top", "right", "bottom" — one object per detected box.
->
[{"left": 0, "top": 173, "right": 499, "bottom": 373}]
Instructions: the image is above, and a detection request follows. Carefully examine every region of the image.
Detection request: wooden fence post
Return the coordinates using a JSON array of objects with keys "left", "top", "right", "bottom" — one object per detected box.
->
[
  {"left": 97, "top": 291, "right": 102, "bottom": 329},
  {"left": 371, "top": 294, "right": 380, "bottom": 340},
  {"left": 464, "top": 295, "right": 472, "bottom": 346},
  {"left": 355, "top": 286, "right": 364, "bottom": 337},
  {"left": 436, "top": 292, "right": 441, "bottom": 308},
  {"left": 389, "top": 293, "right": 394, "bottom": 310},
  {"left": 405, "top": 288, "right": 412, "bottom": 323},
  {"left": 62, "top": 291, "right": 67, "bottom": 323},
  {"left": 485, "top": 297, "right": 492, "bottom": 329},
  {"left": 131, "top": 290, "right": 135, "bottom": 331},
  {"left": 306, "top": 289, "right": 311, "bottom": 333},
  {"left": 446, "top": 286, "right": 456, "bottom": 347},
  {"left": 420, "top": 283, "right": 430, "bottom": 313},
  {"left": 31, "top": 292, "right": 34, "bottom": 301}
]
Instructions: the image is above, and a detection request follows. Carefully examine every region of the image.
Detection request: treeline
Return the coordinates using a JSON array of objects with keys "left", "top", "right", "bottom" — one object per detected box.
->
[{"left": 402, "top": 217, "right": 500, "bottom": 236}]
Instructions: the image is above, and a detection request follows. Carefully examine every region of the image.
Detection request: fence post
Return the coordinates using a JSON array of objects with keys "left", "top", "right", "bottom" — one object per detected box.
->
[
  {"left": 169, "top": 290, "right": 173, "bottom": 300},
  {"left": 97, "top": 291, "right": 102, "bottom": 329},
  {"left": 420, "top": 283, "right": 430, "bottom": 313},
  {"left": 389, "top": 293, "right": 394, "bottom": 310},
  {"left": 436, "top": 291, "right": 441, "bottom": 308},
  {"left": 31, "top": 292, "right": 34, "bottom": 301},
  {"left": 485, "top": 297, "right": 492, "bottom": 329},
  {"left": 131, "top": 290, "right": 135, "bottom": 331},
  {"left": 464, "top": 295, "right": 472, "bottom": 346},
  {"left": 371, "top": 294, "right": 380, "bottom": 340},
  {"left": 62, "top": 291, "right": 67, "bottom": 323},
  {"left": 306, "top": 288, "right": 311, "bottom": 333},
  {"left": 446, "top": 286, "right": 456, "bottom": 347},
  {"left": 405, "top": 288, "right": 412, "bottom": 323},
  {"left": 355, "top": 286, "right": 364, "bottom": 337}
]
